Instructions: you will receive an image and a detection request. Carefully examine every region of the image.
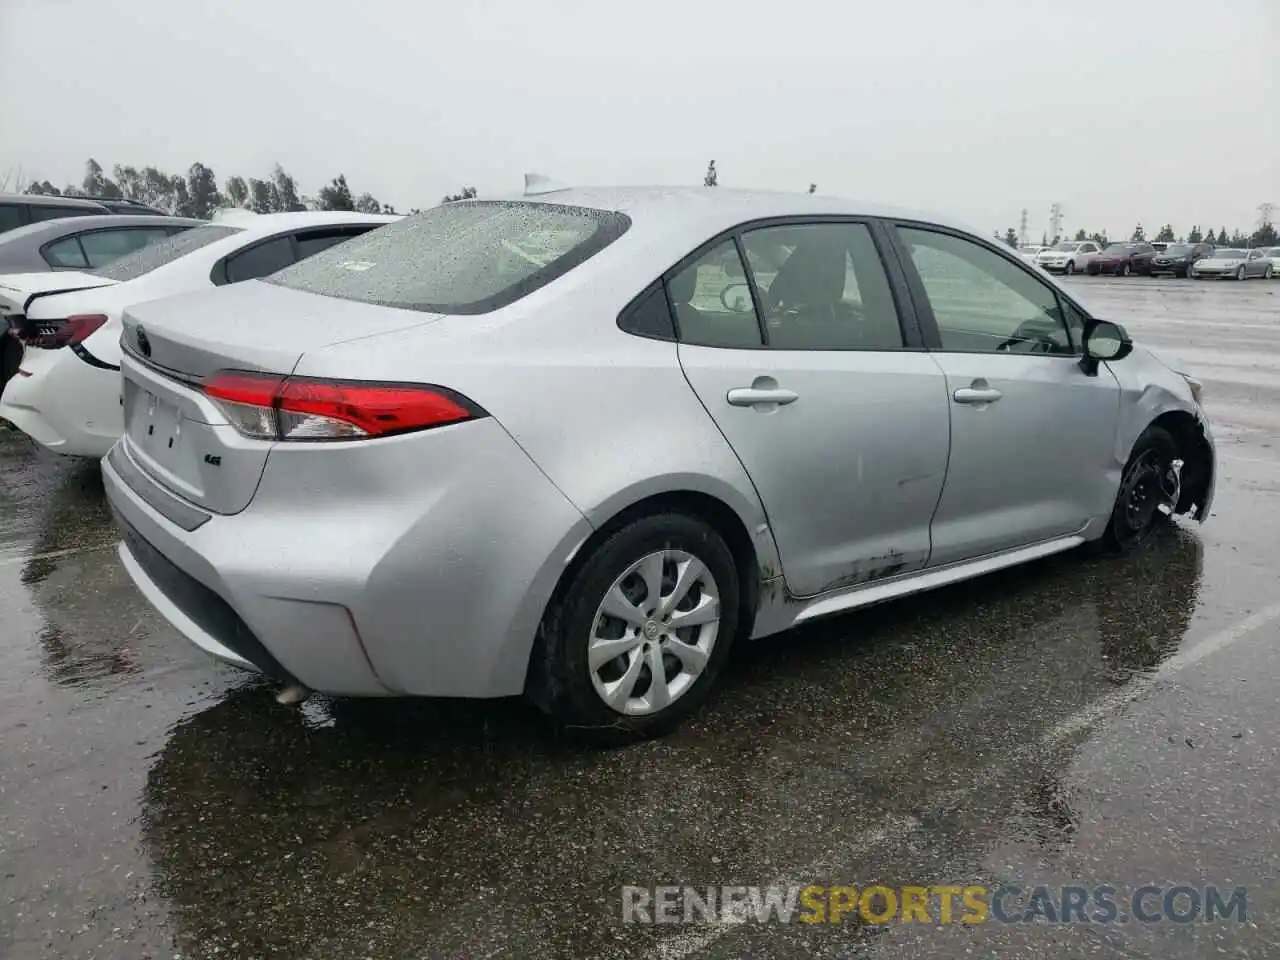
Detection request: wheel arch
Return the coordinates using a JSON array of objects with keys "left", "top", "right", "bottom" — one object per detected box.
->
[
  {"left": 570, "top": 489, "right": 762, "bottom": 627},
  {"left": 524, "top": 487, "right": 766, "bottom": 702},
  {"left": 1145, "top": 409, "right": 1214, "bottom": 518}
]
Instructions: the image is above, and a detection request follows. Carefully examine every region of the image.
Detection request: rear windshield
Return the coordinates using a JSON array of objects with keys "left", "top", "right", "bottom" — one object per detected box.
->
[
  {"left": 264, "top": 200, "right": 632, "bottom": 314},
  {"left": 91, "top": 225, "right": 241, "bottom": 281}
]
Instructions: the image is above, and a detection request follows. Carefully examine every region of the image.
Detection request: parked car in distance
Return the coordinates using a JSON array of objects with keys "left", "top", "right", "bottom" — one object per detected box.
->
[
  {"left": 0, "top": 196, "right": 171, "bottom": 238},
  {"left": 1257, "top": 246, "right": 1280, "bottom": 275},
  {"left": 1190, "top": 248, "right": 1274, "bottom": 280},
  {"left": 100, "top": 186, "right": 1215, "bottom": 742},
  {"left": 1034, "top": 240, "right": 1101, "bottom": 275},
  {"left": 1087, "top": 241, "right": 1156, "bottom": 276},
  {"left": 0, "top": 214, "right": 200, "bottom": 274},
  {"left": 1150, "top": 242, "right": 1170, "bottom": 253},
  {"left": 0, "top": 211, "right": 399, "bottom": 457},
  {"left": 0, "top": 215, "right": 201, "bottom": 394},
  {"left": 1016, "top": 244, "right": 1046, "bottom": 266},
  {"left": 88, "top": 197, "right": 169, "bottom": 216},
  {"left": 1149, "top": 242, "right": 1214, "bottom": 278}
]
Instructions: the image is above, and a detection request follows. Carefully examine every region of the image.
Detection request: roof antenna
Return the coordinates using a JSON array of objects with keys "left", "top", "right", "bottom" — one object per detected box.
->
[{"left": 523, "top": 173, "right": 570, "bottom": 196}]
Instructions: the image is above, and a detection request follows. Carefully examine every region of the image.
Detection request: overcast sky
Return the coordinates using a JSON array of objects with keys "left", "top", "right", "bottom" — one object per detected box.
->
[{"left": 2, "top": 0, "right": 1275, "bottom": 239}]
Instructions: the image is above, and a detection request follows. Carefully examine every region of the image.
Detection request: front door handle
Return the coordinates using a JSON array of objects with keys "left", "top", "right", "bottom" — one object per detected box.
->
[
  {"left": 727, "top": 387, "right": 799, "bottom": 407},
  {"left": 953, "top": 387, "right": 1003, "bottom": 404}
]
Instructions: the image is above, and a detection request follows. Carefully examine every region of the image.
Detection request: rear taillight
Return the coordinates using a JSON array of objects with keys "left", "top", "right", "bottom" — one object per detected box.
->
[
  {"left": 17, "top": 314, "right": 108, "bottom": 349},
  {"left": 202, "top": 371, "right": 484, "bottom": 441}
]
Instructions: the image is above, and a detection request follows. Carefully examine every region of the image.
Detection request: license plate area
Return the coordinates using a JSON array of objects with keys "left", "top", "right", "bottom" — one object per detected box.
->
[{"left": 127, "top": 383, "right": 187, "bottom": 471}]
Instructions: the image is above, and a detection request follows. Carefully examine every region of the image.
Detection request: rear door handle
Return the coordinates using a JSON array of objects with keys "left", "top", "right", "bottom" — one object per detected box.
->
[
  {"left": 727, "top": 387, "right": 799, "bottom": 407},
  {"left": 953, "top": 387, "right": 1003, "bottom": 404}
]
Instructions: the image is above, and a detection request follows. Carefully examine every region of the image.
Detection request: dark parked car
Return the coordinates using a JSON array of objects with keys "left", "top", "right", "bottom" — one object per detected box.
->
[
  {"left": 0, "top": 214, "right": 200, "bottom": 273},
  {"left": 89, "top": 197, "right": 170, "bottom": 215},
  {"left": 0, "top": 194, "right": 168, "bottom": 237},
  {"left": 1087, "top": 241, "right": 1156, "bottom": 276},
  {"left": 1149, "top": 242, "right": 1213, "bottom": 278}
]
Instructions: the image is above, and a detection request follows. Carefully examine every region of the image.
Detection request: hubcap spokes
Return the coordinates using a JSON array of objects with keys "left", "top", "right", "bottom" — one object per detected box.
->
[{"left": 588, "top": 550, "right": 720, "bottom": 716}]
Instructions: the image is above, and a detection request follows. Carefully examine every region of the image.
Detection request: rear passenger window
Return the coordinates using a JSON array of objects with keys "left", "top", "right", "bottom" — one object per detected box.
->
[
  {"left": 79, "top": 228, "right": 171, "bottom": 267},
  {"left": 740, "top": 222, "right": 904, "bottom": 350},
  {"left": 667, "top": 241, "right": 763, "bottom": 348},
  {"left": 29, "top": 205, "right": 97, "bottom": 222},
  {"left": 294, "top": 229, "right": 365, "bottom": 260},
  {"left": 43, "top": 237, "right": 90, "bottom": 269},
  {"left": 619, "top": 283, "right": 677, "bottom": 340},
  {"left": 223, "top": 236, "right": 295, "bottom": 283},
  {"left": 0, "top": 204, "right": 23, "bottom": 233}
]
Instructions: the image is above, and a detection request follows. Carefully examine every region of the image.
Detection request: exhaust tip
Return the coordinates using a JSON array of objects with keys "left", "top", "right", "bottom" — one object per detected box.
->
[{"left": 275, "top": 682, "right": 311, "bottom": 706}]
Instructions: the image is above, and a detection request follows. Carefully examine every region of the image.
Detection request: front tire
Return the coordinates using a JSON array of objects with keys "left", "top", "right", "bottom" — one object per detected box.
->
[
  {"left": 1101, "top": 426, "right": 1180, "bottom": 554},
  {"left": 1120, "top": 263, "right": 1131, "bottom": 277},
  {"left": 1265, "top": 266, "right": 1274, "bottom": 279},
  {"left": 1064, "top": 261, "right": 1075, "bottom": 276},
  {"left": 1236, "top": 266, "right": 1246, "bottom": 281},
  {"left": 527, "top": 513, "right": 741, "bottom": 744}
]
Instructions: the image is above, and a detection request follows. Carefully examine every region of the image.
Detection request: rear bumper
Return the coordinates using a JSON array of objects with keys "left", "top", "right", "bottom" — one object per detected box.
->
[
  {"left": 0, "top": 346, "right": 121, "bottom": 456},
  {"left": 104, "top": 441, "right": 383, "bottom": 692},
  {"left": 103, "top": 418, "right": 594, "bottom": 699}
]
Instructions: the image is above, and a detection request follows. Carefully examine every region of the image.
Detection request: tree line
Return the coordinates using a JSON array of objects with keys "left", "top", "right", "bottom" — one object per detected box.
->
[
  {"left": 23, "top": 159, "right": 480, "bottom": 219},
  {"left": 1004, "top": 219, "right": 1277, "bottom": 250},
  {"left": 26, "top": 158, "right": 1278, "bottom": 249}
]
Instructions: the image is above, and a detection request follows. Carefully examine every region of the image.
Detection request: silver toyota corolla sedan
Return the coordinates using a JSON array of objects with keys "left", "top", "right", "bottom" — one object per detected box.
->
[{"left": 102, "top": 186, "right": 1216, "bottom": 742}]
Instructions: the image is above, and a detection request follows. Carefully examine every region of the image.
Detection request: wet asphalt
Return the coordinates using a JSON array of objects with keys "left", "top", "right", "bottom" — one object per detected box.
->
[{"left": 1, "top": 276, "right": 1279, "bottom": 959}]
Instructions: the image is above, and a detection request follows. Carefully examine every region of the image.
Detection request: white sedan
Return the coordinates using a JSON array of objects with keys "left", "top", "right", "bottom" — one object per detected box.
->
[
  {"left": 1034, "top": 240, "right": 1101, "bottom": 276},
  {"left": 0, "top": 211, "right": 398, "bottom": 457}
]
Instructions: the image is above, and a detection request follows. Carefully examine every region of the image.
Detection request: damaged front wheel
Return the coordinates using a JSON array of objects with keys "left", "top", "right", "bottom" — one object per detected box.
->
[{"left": 1102, "top": 425, "right": 1182, "bottom": 553}]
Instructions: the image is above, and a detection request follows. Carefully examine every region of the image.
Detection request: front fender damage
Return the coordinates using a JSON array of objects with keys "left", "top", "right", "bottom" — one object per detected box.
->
[{"left": 1157, "top": 458, "right": 1184, "bottom": 519}]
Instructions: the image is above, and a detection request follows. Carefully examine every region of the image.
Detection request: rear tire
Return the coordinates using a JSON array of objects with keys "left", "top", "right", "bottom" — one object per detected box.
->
[
  {"left": 527, "top": 513, "right": 740, "bottom": 745},
  {"left": 1101, "top": 426, "right": 1180, "bottom": 555}
]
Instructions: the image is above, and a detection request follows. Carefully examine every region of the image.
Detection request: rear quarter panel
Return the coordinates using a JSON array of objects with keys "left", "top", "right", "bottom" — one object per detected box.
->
[{"left": 291, "top": 227, "right": 783, "bottom": 581}]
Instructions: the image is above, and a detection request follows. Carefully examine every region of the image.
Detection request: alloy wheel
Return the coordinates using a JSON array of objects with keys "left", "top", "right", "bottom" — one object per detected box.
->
[
  {"left": 1237, "top": 266, "right": 1245, "bottom": 281},
  {"left": 587, "top": 550, "right": 721, "bottom": 716}
]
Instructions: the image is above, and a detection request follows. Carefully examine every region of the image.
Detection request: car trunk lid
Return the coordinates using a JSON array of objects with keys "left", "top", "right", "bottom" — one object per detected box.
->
[{"left": 119, "top": 282, "right": 444, "bottom": 514}]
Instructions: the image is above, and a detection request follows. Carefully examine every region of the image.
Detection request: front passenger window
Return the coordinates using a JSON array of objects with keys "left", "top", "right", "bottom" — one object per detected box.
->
[{"left": 899, "top": 228, "right": 1072, "bottom": 356}]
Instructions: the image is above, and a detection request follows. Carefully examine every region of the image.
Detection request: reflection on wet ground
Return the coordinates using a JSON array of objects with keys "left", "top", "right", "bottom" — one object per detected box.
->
[{"left": 2, "top": 279, "right": 1279, "bottom": 959}]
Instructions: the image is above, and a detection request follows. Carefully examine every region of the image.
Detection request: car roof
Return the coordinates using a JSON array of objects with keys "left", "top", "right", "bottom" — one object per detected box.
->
[
  {"left": 491, "top": 186, "right": 988, "bottom": 244},
  {"left": 0, "top": 193, "right": 109, "bottom": 210},
  {"left": 221, "top": 210, "right": 401, "bottom": 239},
  {"left": 0, "top": 214, "right": 202, "bottom": 244}
]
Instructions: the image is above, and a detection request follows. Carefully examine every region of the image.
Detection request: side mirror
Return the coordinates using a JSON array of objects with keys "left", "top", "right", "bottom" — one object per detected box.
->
[{"left": 1080, "top": 319, "right": 1133, "bottom": 376}]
